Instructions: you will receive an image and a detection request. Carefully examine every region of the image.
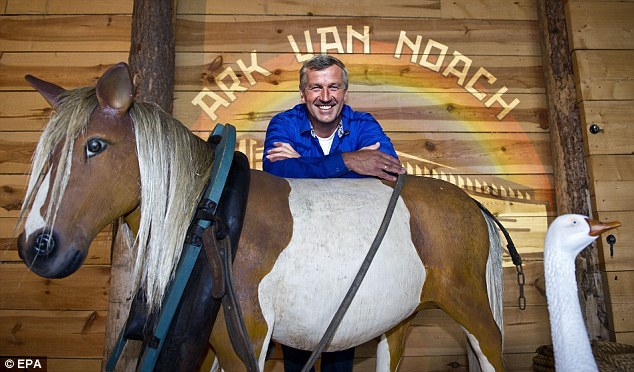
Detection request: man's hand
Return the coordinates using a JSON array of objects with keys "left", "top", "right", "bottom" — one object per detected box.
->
[
  {"left": 266, "top": 142, "right": 300, "bottom": 162},
  {"left": 342, "top": 142, "right": 405, "bottom": 181}
]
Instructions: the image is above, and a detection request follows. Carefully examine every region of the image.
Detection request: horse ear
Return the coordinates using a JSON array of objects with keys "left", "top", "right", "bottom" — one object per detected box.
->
[
  {"left": 96, "top": 62, "right": 134, "bottom": 115},
  {"left": 25, "top": 75, "right": 66, "bottom": 108}
]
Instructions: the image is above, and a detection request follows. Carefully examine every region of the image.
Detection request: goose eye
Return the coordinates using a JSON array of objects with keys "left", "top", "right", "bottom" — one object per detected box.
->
[{"left": 86, "top": 138, "right": 107, "bottom": 158}]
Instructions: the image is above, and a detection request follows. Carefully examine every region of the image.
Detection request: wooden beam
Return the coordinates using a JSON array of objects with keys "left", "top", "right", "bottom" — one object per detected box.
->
[
  {"left": 536, "top": 0, "right": 610, "bottom": 341},
  {"left": 128, "top": 0, "right": 176, "bottom": 113},
  {"left": 102, "top": 0, "right": 177, "bottom": 369}
]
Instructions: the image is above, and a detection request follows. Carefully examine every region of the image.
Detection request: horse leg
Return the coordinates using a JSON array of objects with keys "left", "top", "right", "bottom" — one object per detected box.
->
[
  {"left": 433, "top": 213, "right": 504, "bottom": 372},
  {"left": 462, "top": 212, "right": 505, "bottom": 372},
  {"left": 200, "top": 345, "right": 219, "bottom": 371},
  {"left": 376, "top": 314, "right": 416, "bottom": 372},
  {"left": 414, "top": 211, "right": 504, "bottom": 371},
  {"left": 210, "top": 307, "right": 270, "bottom": 371},
  {"left": 428, "top": 274, "right": 503, "bottom": 372}
]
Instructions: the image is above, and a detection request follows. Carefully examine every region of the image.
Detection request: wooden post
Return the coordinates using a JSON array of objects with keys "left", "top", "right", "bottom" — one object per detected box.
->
[
  {"left": 536, "top": 0, "right": 610, "bottom": 341},
  {"left": 102, "top": 0, "right": 176, "bottom": 370},
  {"left": 128, "top": 0, "right": 176, "bottom": 113},
  {"left": 102, "top": 223, "right": 140, "bottom": 371}
]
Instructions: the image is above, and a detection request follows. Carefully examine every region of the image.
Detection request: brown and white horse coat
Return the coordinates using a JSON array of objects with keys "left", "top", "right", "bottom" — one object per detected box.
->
[
  {"left": 259, "top": 178, "right": 425, "bottom": 351},
  {"left": 18, "top": 63, "right": 506, "bottom": 372},
  {"left": 210, "top": 171, "right": 502, "bottom": 371}
]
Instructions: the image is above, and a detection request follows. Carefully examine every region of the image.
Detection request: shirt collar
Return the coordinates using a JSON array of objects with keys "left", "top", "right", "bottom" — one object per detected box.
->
[
  {"left": 299, "top": 104, "right": 350, "bottom": 138},
  {"left": 310, "top": 120, "right": 344, "bottom": 139}
]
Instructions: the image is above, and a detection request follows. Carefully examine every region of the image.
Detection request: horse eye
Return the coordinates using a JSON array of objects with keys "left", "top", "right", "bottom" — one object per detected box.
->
[{"left": 86, "top": 138, "right": 107, "bottom": 158}]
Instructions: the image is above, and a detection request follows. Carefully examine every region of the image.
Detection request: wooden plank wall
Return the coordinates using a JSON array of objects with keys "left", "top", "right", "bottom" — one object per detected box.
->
[
  {"left": 1, "top": 0, "right": 624, "bottom": 371},
  {"left": 566, "top": 0, "right": 634, "bottom": 346},
  {"left": 0, "top": 1, "right": 132, "bottom": 371}
]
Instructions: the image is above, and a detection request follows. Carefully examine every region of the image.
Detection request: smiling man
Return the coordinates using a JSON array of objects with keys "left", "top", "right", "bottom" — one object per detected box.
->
[
  {"left": 262, "top": 55, "right": 404, "bottom": 371},
  {"left": 263, "top": 54, "right": 404, "bottom": 181}
]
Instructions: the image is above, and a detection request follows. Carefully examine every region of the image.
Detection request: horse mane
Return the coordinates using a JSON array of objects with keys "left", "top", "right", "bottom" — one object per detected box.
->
[
  {"left": 21, "top": 87, "right": 214, "bottom": 311},
  {"left": 131, "top": 100, "right": 213, "bottom": 311}
]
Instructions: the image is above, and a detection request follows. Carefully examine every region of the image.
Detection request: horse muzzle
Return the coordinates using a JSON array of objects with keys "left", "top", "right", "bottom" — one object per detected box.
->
[{"left": 18, "top": 228, "right": 86, "bottom": 278}]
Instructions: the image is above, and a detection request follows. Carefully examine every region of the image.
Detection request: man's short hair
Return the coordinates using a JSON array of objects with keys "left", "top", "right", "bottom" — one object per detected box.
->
[{"left": 299, "top": 55, "right": 349, "bottom": 90}]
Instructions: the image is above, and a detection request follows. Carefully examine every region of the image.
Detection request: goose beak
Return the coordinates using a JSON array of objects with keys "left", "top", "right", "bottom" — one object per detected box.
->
[{"left": 586, "top": 218, "right": 621, "bottom": 237}]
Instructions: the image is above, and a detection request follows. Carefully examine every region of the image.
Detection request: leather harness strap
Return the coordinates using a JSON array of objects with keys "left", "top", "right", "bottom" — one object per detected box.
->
[{"left": 203, "top": 221, "right": 259, "bottom": 372}]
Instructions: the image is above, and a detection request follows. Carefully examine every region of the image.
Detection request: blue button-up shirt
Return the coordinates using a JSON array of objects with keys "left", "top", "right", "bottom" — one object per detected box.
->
[{"left": 263, "top": 104, "right": 398, "bottom": 178}]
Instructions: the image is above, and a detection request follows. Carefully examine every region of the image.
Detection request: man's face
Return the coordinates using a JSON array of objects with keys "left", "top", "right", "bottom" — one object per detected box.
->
[{"left": 300, "top": 65, "right": 348, "bottom": 129}]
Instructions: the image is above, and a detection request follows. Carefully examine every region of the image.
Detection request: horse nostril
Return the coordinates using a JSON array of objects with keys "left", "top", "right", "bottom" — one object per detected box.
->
[{"left": 34, "top": 233, "right": 56, "bottom": 256}]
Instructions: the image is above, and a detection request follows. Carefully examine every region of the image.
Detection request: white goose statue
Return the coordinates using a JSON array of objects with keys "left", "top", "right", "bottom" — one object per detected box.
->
[{"left": 544, "top": 214, "right": 621, "bottom": 372}]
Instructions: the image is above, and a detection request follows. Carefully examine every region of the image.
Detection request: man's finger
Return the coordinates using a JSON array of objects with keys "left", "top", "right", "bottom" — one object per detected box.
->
[
  {"left": 375, "top": 153, "right": 404, "bottom": 171},
  {"left": 266, "top": 153, "right": 294, "bottom": 162},
  {"left": 267, "top": 146, "right": 290, "bottom": 155},
  {"left": 267, "top": 142, "right": 300, "bottom": 160},
  {"left": 382, "top": 162, "right": 406, "bottom": 175},
  {"left": 273, "top": 142, "right": 296, "bottom": 151},
  {"left": 272, "top": 142, "right": 299, "bottom": 155},
  {"left": 376, "top": 169, "right": 398, "bottom": 181}
]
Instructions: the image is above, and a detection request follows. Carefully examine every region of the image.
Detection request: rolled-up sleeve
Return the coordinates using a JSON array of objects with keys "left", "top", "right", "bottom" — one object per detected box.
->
[{"left": 263, "top": 115, "right": 350, "bottom": 178}]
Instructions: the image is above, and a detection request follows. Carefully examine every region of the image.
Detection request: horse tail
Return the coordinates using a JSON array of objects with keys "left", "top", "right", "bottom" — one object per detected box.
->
[
  {"left": 476, "top": 197, "right": 524, "bottom": 325},
  {"left": 482, "top": 211, "right": 504, "bottom": 337}
]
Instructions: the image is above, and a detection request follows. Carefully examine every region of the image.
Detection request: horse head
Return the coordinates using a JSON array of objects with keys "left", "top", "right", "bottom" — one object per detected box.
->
[{"left": 18, "top": 63, "right": 141, "bottom": 278}]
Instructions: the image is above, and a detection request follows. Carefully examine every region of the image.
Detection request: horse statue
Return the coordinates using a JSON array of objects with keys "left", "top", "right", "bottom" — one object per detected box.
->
[{"left": 18, "top": 63, "right": 510, "bottom": 371}]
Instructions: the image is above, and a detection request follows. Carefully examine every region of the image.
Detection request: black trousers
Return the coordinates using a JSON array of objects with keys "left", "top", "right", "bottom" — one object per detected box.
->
[{"left": 281, "top": 344, "right": 355, "bottom": 372}]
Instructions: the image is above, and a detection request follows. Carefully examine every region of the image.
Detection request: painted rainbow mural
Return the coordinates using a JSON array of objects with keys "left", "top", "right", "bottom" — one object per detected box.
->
[{"left": 185, "top": 41, "right": 553, "bottom": 255}]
